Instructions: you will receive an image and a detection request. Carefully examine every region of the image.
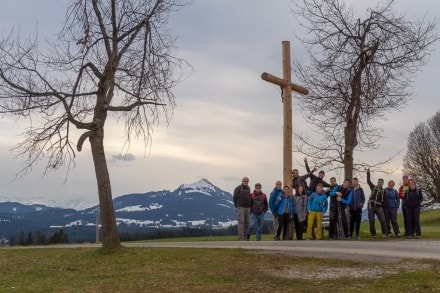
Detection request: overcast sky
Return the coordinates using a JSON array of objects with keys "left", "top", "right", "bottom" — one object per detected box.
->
[{"left": 0, "top": 0, "right": 439, "bottom": 206}]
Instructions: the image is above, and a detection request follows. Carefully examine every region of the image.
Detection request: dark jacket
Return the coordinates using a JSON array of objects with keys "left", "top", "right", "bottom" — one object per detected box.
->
[
  {"left": 269, "top": 187, "right": 283, "bottom": 215},
  {"left": 305, "top": 162, "right": 330, "bottom": 193},
  {"left": 367, "top": 171, "right": 385, "bottom": 207},
  {"left": 250, "top": 191, "right": 268, "bottom": 215},
  {"left": 233, "top": 184, "right": 251, "bottom": 208},
  {"left": 349, "top": 186, "right": 366, "bottom": 210},
  {"left": 384, "top": 188, "right": 400, "bottom": 209},
  {"left": 404, "top": 188, "right": 423, "bottom": 209},
  {"left": 292, "top": 170, "right": 314, "bottom": 192}
]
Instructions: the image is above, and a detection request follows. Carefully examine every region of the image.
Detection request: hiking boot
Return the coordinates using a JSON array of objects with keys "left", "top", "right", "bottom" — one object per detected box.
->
[
  {"left": 346, "top": 236, "right": 352, "bottom": 240},
  {"left": 275, "top": 236, "right": 280, "bottom": 241},
  {"left": 396, "top": 233, "right": 401, "bottom": 237},
  {"left": 356, "top": 235, "right": 361, "bottom": 240},
  {"left": 407, "top": 235, "right": 413, "bottom": 239},
  {"left": 387, "top": 233, "right": 392, "bottom": 237},
  {"left": 381, "top": 234, "right": 387, "bottom": 239},
  {"left": 372, "top": 235, "right": 377, "bottom": 239},
  {"left": 415, "top": 235, "right": 421, "bottom": 239}
]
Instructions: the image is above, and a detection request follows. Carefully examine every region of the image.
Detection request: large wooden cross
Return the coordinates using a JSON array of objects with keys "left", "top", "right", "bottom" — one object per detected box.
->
[{"left": 261, "top": 41, "right": 309, "bottom": 190}]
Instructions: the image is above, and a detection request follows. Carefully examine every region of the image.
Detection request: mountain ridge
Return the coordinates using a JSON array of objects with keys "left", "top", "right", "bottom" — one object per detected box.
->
[{"left": 0, "top": 178, "right": 238, "bottom": 242}]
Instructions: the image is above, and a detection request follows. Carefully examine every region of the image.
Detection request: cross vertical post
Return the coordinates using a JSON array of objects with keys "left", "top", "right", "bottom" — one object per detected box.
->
[
  {"left": 282, "top": 41, "right": 293, "bottom": 190},
  {"left": 261, "top": 41, "right": 309, "bottom": 191}
]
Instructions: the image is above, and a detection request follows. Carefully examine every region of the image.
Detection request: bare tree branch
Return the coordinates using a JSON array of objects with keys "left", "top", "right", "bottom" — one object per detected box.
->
[
  {"left": 0, "top": 0, "right": 191, "bottom": 249},
  {"left": 404, "top": 110, "right": 440, "bottom": 206},
  {"left": 292, "top": 0, "right": 438, "bottom": 179}
]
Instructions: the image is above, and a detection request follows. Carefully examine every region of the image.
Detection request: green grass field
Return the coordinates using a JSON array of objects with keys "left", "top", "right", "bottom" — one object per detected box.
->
[
  {"left": 358, "top": 208, "right": 440, "bottom": 240},
  {"left": 0, "top": 209, "right": 438, "bottom": 292},
  {"left": 0, "top": 246, "right": 439, "bottom": 292}
]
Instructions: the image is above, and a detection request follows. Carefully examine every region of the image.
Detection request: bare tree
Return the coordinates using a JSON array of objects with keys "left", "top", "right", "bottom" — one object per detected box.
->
[
  {"left": 0, "top": 0, "right": 189, "bottom": 249},
  {"left": 404, "top": 110, "right": 440, "bottom": 206},
  {"left": 292, "top": 0, "right": 438, "bottom": 179}
]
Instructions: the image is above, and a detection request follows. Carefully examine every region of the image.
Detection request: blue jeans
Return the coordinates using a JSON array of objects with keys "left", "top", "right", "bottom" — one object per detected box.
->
[{"left": 247, "top": 213, "right": 265, "bottom": 240}]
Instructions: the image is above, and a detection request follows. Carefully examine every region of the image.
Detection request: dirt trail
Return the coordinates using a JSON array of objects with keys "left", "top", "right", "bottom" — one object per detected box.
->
[{"left": 124, "top": 239, "right": 440, "bottom": 262}]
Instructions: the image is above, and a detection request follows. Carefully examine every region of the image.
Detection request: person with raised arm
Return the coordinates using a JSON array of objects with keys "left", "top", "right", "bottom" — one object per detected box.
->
[
  {"left": 366, "top": 169, "right": 387, "bottom": 239},
  {"left": 304, "top": 157, "right": 331, "bottom": 193}
]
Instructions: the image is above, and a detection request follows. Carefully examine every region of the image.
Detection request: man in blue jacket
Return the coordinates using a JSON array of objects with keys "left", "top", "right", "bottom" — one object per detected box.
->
[
  {"left": 269, "top": 181, "right": 283, "bottom": 239},
  {"left": 274, "top": 186, "right": 294, "bottom": 240},
  {"left": 349, "top": 178, "right": 365, "bottom": 240},
  {"left": 329, "top": 179, "right": 352, "bottom": 239},
  {"left": 384, "top": 180, "right": 400, "bottom": 237}
]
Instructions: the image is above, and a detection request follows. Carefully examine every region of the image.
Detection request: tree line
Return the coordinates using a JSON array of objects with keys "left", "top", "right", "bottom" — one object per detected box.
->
[
  {"left": 8, "top": 229, "right": 69, "bottom": 246},
  {"left": 119, "top": 222, "right": 275, "bottom": 242}
]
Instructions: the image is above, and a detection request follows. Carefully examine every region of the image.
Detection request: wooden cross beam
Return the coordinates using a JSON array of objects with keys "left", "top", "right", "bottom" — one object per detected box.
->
[{"left": 261, "top": 41, "right": 309, "bottom": 191}]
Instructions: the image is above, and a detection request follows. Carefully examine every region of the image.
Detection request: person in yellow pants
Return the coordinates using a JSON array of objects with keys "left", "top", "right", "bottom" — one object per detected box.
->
[{"left": 306, "top": 183, "right": 328, "bottom": 240}]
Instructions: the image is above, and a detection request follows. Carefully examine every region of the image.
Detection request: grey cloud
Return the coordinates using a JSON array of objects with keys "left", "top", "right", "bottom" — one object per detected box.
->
[{"left": 111, "top": 154, "right": 136, "bottom": 162}]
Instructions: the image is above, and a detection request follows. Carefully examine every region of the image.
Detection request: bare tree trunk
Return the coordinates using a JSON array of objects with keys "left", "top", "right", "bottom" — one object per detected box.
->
[
  {"left": 343, "top": 145, "right": 354, "bottom": 181},
  {"left": 344, "top": 121, "right": 357, "bottom": 181},
  {"left": 292, "top": 0, "right": 437, "bottom": 176},
  {"left": 89, "top": 128, "right": 121, "bottom": 249}
]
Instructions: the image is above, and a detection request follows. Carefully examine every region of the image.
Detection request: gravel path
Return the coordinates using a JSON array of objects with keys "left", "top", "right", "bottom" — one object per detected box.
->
[
  {"left": 123, "top": 239, "right": 440, "bottom": 262},
  {"left": 10, "top": 239, "right": 440, "bottom": 263}
]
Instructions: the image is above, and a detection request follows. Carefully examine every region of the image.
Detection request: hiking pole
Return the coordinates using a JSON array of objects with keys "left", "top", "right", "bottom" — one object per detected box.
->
[{"left": 337, "top": 201, "right": 344, "bottom": 239}]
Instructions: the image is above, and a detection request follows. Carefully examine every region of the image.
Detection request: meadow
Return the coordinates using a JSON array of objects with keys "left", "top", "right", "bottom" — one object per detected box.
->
[{"left": 0, "top": 209, "right": 439, "bottom": 292}]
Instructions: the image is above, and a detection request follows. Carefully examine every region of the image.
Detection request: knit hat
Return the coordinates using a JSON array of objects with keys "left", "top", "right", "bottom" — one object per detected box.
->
[{"left": 378, "top": 178, "right": 384, "bottom": 183}]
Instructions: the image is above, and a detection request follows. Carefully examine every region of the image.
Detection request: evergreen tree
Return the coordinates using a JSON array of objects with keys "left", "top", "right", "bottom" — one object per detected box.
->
[
  {"left": 34, "top": 230, "right": 47, "bottom": 245},
  {"left": 59, "top": 229, "right": 69, "bottom": 244},
  {"left": 26, "top": 231, "right": 33, "bottom": 246},
  {"left": 18, "top": 231, "right": 25, "bottom": 246},
  {"left": 50, "top": 231, "right": 59, "bottom": 244}
]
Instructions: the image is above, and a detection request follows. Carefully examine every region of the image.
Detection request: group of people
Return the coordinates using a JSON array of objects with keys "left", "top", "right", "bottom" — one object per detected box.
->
[{"left": 232, "top": 158, "right": 424, "bottom": 241}]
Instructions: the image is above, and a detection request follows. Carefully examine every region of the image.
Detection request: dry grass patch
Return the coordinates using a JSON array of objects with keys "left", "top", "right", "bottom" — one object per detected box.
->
[{"left": 267, "top": 261, "right": 432, "bottom": 280}]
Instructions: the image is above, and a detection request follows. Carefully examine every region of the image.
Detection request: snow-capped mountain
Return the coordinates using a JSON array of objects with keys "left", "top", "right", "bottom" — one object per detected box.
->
[
  {"left": 0, "top": 179, "right": 237, "bottom": 242},
  {"left": 109, "top": 178, "right": 236, "bottom": 229},
  {"left": 0, "top": 195, "right": 96, "bottom": 211}
]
